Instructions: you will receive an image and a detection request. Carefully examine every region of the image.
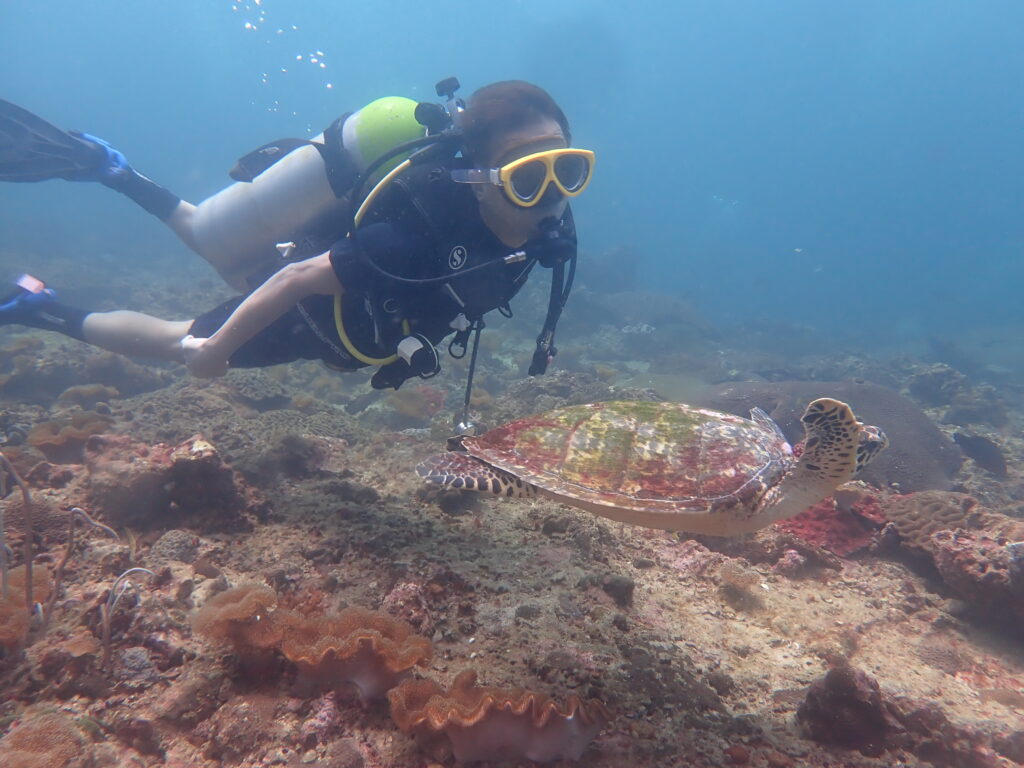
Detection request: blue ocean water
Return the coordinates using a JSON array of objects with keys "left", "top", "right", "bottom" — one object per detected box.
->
[{"left": 1, "top": 0, "right": 1021, "bottom": 353}]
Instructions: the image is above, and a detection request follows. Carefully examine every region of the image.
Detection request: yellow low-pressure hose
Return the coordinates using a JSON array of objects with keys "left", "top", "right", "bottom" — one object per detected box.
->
[{"left": 333, "top": 159, "right": 412, "bottom": 365}]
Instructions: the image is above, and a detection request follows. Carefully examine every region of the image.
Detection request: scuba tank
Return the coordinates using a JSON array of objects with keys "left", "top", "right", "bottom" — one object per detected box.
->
[{"left": 189, "top": 96, "right": 426, "bottom": 289}]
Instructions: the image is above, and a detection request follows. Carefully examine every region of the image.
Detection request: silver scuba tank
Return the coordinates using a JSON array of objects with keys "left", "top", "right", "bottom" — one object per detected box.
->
[{"left": 189, "top": 96, "right": 425, "bottom": 290}]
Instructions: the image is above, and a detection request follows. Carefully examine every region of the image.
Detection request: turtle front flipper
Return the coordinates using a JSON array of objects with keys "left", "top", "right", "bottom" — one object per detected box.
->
[
  {"left": 416, "top": 453, "right": 539, "bottom": 499},
  {"left": 751, "top": 398, "right": 884, "bottom": 527}
]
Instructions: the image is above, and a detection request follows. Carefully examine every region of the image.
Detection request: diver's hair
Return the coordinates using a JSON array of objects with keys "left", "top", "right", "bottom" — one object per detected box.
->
[{"left": 461, "top": 81, "right": 571, "bottom": 163}]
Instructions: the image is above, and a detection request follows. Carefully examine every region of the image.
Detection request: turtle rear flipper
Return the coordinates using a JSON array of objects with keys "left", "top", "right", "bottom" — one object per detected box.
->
[
  {"left": 416, "top": 453, "right": 538, "bottom": 498},
  {"left": 752, "top": 398, "right": 866, "bottom": 526}
]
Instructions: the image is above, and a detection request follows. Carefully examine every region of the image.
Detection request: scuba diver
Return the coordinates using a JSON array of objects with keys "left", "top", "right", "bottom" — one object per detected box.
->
[{"left": 0, "top": 79, "right": 594, "bottom": 430}]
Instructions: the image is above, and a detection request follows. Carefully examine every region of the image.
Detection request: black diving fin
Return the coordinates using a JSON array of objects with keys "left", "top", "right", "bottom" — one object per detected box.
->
[{"left": 0, "top": 98, "right": 106, "bottom": 182}]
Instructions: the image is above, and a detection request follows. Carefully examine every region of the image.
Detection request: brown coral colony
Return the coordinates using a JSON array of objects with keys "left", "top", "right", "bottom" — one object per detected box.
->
[
  {"left": 193, "top": 585, "right": 433, "bottom": 699},
  {"left": 389, "top": 669, "right": 612, "bottom": 764},
  {"left": 191, "top": 584, "right": 613, "bottom": 762}
]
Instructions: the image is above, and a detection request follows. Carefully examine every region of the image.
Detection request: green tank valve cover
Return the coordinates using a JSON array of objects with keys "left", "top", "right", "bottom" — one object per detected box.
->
[{"left": 343, "top": 96, "right": 426, "bottom": 178}]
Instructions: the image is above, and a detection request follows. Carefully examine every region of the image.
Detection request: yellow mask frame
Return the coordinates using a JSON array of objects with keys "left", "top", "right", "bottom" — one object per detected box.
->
[{"left": 451, "top": 148, "right": 596, "bottom": 208}]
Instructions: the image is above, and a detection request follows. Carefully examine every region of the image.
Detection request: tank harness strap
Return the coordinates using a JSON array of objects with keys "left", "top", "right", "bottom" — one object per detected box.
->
[
  {"left": 228, "top": 138, "right": 313, "bottom": 183},
  {"left": 226, "top": 115, "right": 356, "bottom": 197},
  {"left": 320, "top": 114, "right": 359, "bottom": 198}
]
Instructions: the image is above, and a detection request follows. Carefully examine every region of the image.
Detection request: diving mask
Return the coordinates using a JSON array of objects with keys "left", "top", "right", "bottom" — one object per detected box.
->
[{"left": 451, "top": 148, "right": 595, "bottom": 208}]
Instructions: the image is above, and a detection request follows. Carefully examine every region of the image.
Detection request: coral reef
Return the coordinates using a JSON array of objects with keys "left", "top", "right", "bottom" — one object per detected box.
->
[
  {"left": 194, "top": 586, "right": 433, "bottom": 699},
  {"left": 55, "top": 383, "right": 120, "bottom": 409},
  {"left": 798, "top": 665, "right": 1007, "bottom": 766},
  {"left": 193, "top": 583, "right": 282, "bottom": 655},
  {"left": 27, "top": 410, "right": 111, "bottom": 463},
  {"left": 953, "top": 432, "right": 1009, "bottom": 477},
  {"left": 0, "top": 710, "right": 90, "bottom": 768},
  {"left": 84, "top": 433, "right": 266, "bottom": 531},
  {"left": 223, "top": 369, "right": 290, "bottom": 411},
  {"left": 776, "top": 489, "right": 885, "bottom": 557},
  {"left": 797, "top": 665, "right": 906, "bottom": 756},
  {"left": 883, "top": 491, "right": 989, "bottom": 556},
  {"left": 2, "top": 265, "right": 1024, "bottom": 767},
  {"left": 0, "top": 565, "right": 54, "bottom": 650},
  {"left": 388, "top": 668, "right": 612, "bottom": 763},
  {"left": 929, "top": 531, "right": 1024, "bottom": 636},
  {"left": 0, "top": 341, "right": 169, "bottom": 405},
  {"left": 0, "top": 591, "right": 32, "bottom": 650}
]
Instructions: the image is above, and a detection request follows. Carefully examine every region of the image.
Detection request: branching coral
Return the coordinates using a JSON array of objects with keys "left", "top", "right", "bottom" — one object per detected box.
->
[{"left": 388, "top": 669, "right": 612, "bottom": 763}]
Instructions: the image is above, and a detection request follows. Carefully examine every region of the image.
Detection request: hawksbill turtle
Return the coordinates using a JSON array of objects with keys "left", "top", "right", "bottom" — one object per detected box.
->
[{"left": 416, "top": 398, "right": 888, "bottom": 536}]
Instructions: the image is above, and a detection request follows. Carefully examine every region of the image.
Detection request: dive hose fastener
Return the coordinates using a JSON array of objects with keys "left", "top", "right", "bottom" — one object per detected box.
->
[
  {"left": 397, "top": 334, "right": 441, "bottom": 378},
  {"left": 396, "top": 335, "right": 425, "bottom": 365},
  {"left": 453, "top": 416, "right": 479, "bottom": 437},
  {"left": 449, "top": 313, "right": 472, "bottom": 332}
]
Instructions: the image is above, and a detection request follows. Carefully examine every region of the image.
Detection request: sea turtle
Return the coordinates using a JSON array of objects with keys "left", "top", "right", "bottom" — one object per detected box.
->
[{"left": 416, "top": 398, "right": 888, "bottom": 536}]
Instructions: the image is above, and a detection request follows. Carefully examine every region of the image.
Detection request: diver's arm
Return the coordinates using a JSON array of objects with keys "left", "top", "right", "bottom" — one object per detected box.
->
[{"left": 182, "top": 251, "right": 342, "bottom": 378}]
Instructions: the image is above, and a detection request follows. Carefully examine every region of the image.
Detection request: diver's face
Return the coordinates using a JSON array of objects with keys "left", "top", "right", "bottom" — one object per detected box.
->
[{"left": 473, "top": 116, "right": 569, "bottom": 245}]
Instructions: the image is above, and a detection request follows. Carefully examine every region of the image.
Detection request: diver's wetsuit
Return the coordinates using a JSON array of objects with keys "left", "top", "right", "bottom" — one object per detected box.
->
[{"left": 188, "top": 162, "right": 575, "bottom": 382}]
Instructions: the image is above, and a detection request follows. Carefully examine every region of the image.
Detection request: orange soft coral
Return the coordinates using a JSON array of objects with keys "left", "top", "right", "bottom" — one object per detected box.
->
[
  {"left": 0, "top": 710, "right": 88, "bottom": 768},
  {"left": 0, "top": 593, "right": 30, "bottom": 649},
  {"left": 278, "top": 606, "right": 432, "bottom": 699},
  {"left": 193, "top": 584, "right": 281, "bottom": 653},
  {"left": 389, "top": 669, "right": 611, "bottom": 763},
  {"left": 0, "top": 565, "right": 53, "bottom": 649},
  {"left": 26, "top": 411, "right": 111, "bottom": 463}
]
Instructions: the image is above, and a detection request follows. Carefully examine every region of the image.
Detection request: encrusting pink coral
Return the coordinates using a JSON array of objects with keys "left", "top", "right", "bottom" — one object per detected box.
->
[{"left": 388, "top": 669, "right": 612, "bottom": 764}]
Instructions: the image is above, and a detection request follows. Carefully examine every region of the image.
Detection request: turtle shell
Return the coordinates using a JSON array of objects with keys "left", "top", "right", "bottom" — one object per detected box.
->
[{"left": 463, "top": 401, "right": 794, "bottom": 517}]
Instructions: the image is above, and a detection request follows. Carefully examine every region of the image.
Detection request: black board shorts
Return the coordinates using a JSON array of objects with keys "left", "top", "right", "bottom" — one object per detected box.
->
[{"left": 188, "top": 295, "right": 359, "bottom": 370}]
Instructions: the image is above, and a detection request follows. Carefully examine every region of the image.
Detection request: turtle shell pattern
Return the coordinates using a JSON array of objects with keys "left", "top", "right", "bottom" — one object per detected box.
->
[{"left": 462, "top": 401, "right": 795, "bottom": 514}]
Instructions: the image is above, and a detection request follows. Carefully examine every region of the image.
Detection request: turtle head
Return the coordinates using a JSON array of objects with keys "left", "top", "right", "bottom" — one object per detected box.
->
[
  {"left": 855, "top": 424, "right": 888, "bottom": 475},
  {"left": 754, "top": 398, "right": 888, "bottom": 529}
]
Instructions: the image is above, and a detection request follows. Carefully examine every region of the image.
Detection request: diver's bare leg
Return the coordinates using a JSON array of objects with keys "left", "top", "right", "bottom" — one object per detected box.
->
[
  {"left": 164, "top": 201, "right": 201, "bottom": 254},
  {"left": 163, "top": 200, "right": 271, "bottom": 292},
  {"left": 82, "top": 311, "right": 192, "bottom": 362}
]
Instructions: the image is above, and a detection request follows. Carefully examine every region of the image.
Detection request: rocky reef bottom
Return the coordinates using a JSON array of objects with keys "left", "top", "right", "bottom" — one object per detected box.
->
[{"left": 0, "top": 258, "right": 1023, "bottom": 767}]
